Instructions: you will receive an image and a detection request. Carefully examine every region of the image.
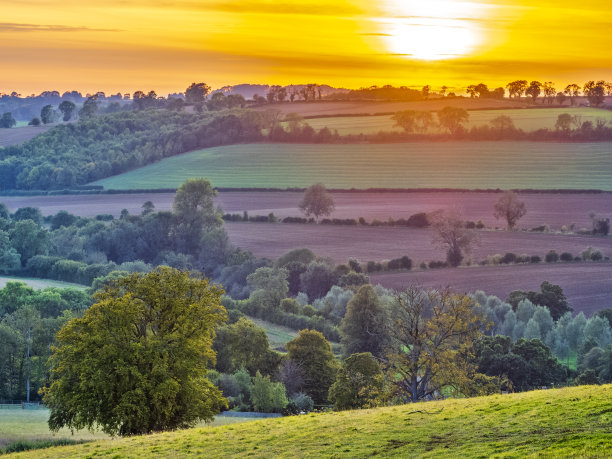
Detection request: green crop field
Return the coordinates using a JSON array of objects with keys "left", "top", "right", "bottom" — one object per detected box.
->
[
  {"left": 8, "top": 385, "right": 612, "bottom": 458},
  {"left": 301, "top": 107, "right": 612, "bottom": 135},
  {"left": 92, "top": 141, "right": 612, "bottom": 191}
]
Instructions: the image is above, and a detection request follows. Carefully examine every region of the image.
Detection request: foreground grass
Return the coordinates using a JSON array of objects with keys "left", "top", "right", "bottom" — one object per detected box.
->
[
  {"left": 92, "top": 141, "right": 612, "bottom": 191},
  {"left": 10, "top": 385, "right": 612, "bottom": 458}
]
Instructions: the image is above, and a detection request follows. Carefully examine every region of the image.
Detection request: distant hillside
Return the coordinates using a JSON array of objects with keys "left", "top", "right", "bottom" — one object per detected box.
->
[
  {"left": 0, "top": 125, "right": 54, "bottom": 147},
  {"left": 11, "top": 385, "right": 612, "bottom": 458}
]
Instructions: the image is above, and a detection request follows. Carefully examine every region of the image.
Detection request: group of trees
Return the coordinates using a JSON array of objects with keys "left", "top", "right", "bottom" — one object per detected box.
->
[
  {"left": 391, "top": 107, "right": 470, "bottom": 135},
  {"left": 504, "top": 80, "right": 611, "bottom": 106}
]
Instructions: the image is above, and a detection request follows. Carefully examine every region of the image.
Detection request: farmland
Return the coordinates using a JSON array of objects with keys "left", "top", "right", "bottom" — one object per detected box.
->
[
  {"left": 302, "top": 107, "right": 612, "bottom": 135},
  {"left": 3, "top": 190, "right": 612, "bottom": 230},
  {"left": 91, "top": 141, "right": 612, "bottom": 191},
  {"left": 258, "top": 96, "right": 530, "bottom": 117},
  {"left": 371, "top": 263, "right": 612, "bottom": 316},
  {"left": 224, "top": 223, "right": 612, "bottom": 263},
  {"left": 8, "top": 385, "right": 612, "bottom": 458},
  {"left": 0, "top": 125, "right": 53, "bottom": 147}
]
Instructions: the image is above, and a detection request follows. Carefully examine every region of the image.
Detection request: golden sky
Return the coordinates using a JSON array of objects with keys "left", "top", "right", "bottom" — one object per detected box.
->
[{"left": 2, "top": 0, "right": 612, "bottom": 95}]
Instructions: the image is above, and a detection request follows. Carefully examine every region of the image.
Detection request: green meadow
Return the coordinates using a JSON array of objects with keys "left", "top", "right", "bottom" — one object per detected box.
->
[
  {"left": 0, "top": 277, "right": 86, "bottom": 290},
  {"left": 302, "top": 107, "right": 612, "bottom": 135},
  {"left": 8, "top": 385, "right": 612, "bottom": 458},
  {"left": 92, "top": 141, "right": 612, "bottom": 191}
]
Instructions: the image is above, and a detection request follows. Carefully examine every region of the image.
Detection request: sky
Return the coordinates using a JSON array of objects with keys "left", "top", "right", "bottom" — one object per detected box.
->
[{"left": 1, "top": 0, "right": 612, "bottom": 95}]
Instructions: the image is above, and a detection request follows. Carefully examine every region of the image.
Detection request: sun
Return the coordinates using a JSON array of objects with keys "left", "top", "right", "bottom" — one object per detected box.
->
[{"left": 379, "top": 0, "right": 487, "bottom": 61}]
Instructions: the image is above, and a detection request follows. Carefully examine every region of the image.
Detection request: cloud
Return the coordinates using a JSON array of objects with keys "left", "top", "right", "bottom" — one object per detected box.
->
[{"left": 0, "top": 22, "right": 121, "bottom": 33}]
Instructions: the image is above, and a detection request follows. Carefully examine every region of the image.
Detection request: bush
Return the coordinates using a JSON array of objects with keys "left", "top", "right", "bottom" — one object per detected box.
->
[
  {"left": 500, "top": 252, "right": 517, "bottom": 264},
  {"left": 366, "top": 261, "right": 383, "bottom": 273},
  {"left": 530, "top": 255, "right": 541, "bottom": 263},
  {"left": 560, "top": 252, "right": 573, "bottom": 262},
  {"left": 280, "top": 298, "right": 301, "bottom": 314},
  {"left": 406, "top": 212, "right": 429, "bottom": 228},
  {"left": 387, "top": 256, "right": 412, "bottom": 270},
  {"left": 545, "top": 251, "right": 559, "bottom": 263},
  {"left": 530, "top": 225, "right": 549, "bottom": 232},
  {"left": 591, "top": 251, "right": 603, "bottom": 261},
  {"left": 291, "top": 392, "right": 314, "bottom": 412},
  {"left": 428, "top": 260, "right": 448, "bottom": 269}
]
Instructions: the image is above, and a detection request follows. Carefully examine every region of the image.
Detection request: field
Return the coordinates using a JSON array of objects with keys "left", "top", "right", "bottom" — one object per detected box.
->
[
  {"left": 225, "top": 223, "right": 612, "bottom": 263},
  {"left": 0, "top": 276, "right": 85, "bottom": 290},
  {"left": 8, "top": 385, "right": 612, "bottom": 458},
  {"left": 259, "top": 96, "right": 530, "bottom": 117},
  {"left": 250, "top": 317, "right": 298, "bottom": 350},
  {"left": 0, "top": 125, "right": 53, "bottom": 147},
  {"left": 4, "top": 190, "right": 612, "bottom": 230},
  {"left": 91, "top": 141, "right": 612, "bottom": 191},
  {"left": 302, "top": 107, "right": 612, "bottom": 135},
  {"left": 371, "top": 263, "right": 612, "bottom": 316},
  {"left": 0, "top": 409, "right": 257, "bottom": 450}
]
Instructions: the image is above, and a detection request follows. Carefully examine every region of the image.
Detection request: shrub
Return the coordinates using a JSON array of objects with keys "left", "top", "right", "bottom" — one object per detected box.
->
[
  {"left": 366, "top": 261, "right": 383, "bottom": 273},
  {"left": 530, "top": 255, "right": 541, "bottom": 263},
  {"left": 406, "top": 212, "right": 429, "bottom": 228},
  {"left": 387, "top": 256, "right": 412, "bottom": 270},
  {"left": 428, "top": 260, "right": 448, "bottom": 269},
  {"left": 302, "top": 305, "right": 316, "bottom": 317},
  {"left": 280, "top": 298, "right": 301, "bottom": 314},
  {"left": 501, "top": 252, "right": 517, "bottom": 264},
  {"left": 530, "top": 225, "right": 549, "bottom": 232},
  {"left": 291, "top": 392, "right": 314, "bottom": 412},
  {"left": 545, "top": 251, "right": 559, "bottom": 263},
  {"left": 560, "top": 252, "right": 573, "bottom": 262},
  {"left": 591, "top": 250, "right": 603, "bottom": 261}
]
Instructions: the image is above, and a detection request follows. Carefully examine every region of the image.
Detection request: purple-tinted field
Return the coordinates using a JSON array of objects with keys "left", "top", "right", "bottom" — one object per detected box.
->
[
  {"left": 370, "top": 263, "right": 612, "bottom": 316},
  {"left": 2, "top": 191, "right": 612, "bottom": 231},
  {"left": 224, "top": 223, "right": 612, "bottom": 263},
  {"left": 0, "top": 125, "right": 53, "bottom": 146}
]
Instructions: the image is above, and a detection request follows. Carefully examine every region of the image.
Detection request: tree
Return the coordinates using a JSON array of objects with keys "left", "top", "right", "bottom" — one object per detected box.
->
[
  {"left": 299, "top": 262, "right": 337, "bottom": 300},
  {"left": 286, "top": 329, "right": 338, "bottom": 404},
  {"left": 250, "top": 372, "right": 288, "bottom": 413},
  {"left": 40, "top": 105, "right": 55, "bottom": 124},
  {"left": 299, "top": 183, "right": 335, "bottom": 223},
  {"left": 78, "top": 96, "right": 98, "bottom": 119},
  {"left": 185, "top": 83, "right": 211, "bottom": 105},
  {"left": 525, "top": 81, "right": 542, "bottom": 103},
  {"left": 28, "top": 117, "right": 41, "bottom": 126},
  {"left": 0, "top": 112, "right": 16, "bottom": 128},
  {"left": 340, "top": 285, "right": 388, "bottom": 358},
  {"left": 583, "top": 81, "right": 606, "bottom": 107},
  {"left": 506, "top": 80, "right": 528, "bottom": 99},
  {"left": 58, "top": 101, "right": 76, "bottom": 122},
  {"left": 489, "top": 116, "right": 515, "bottom": 135},
  {"left": 437, "top": 107, "right": 469, "bottom": 135},
  {"left": 493, "top": 191, "right": 526, "bottom": 229},
  {"left": 386, "top": 287, "right": 489, "bottom": 402},
  {"left": 430, "top": 210, "right": 479, "bottom": 266},
  {"left": 543, "top": 82, "right": 556, "bottom": 104},
  {"left": 564, "top": 84, "right": 581, "bottom": 106},
  {"left": 328, "top": 353, "right": 385, "bottom": 410},
  {"left": 44, "top": 267, "right": 227, "bottom": 436}
]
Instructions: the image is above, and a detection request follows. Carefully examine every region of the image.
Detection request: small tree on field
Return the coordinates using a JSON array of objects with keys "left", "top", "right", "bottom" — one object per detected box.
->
[
  {"left": 44, "top": 267, "right": 227, "bottom": 436},
  {"left": 430, "top": 210, "right": 479, "bottom": 267},
  {"left": 437, "top": 107, "right": 469, "bottom": 134},
  {"left": 299, "top": 183, "right": 335, "bottom": 223},
  {"left": 493, "top": 191, "right": 526, "bottom": 230}
]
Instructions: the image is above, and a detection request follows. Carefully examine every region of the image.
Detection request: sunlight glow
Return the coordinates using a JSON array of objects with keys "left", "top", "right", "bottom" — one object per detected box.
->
[{"left": 379, "top": 0, "right": 489, "bottom": 60}]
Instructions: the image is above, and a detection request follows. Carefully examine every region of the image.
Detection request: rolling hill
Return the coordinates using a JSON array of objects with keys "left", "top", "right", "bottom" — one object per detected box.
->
[{"left": 9, "top": 385, "right": 612, "bottom": 458}]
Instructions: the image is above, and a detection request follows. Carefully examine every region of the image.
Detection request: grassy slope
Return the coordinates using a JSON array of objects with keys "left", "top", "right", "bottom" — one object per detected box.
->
[
  {"left": 0, "top": 409, "right": 257, "bottom": 448},
  {"left": 10, "top": 385, "right": 612, "bottom": 458},
  {"left": 302, "top": 107, "right": 612, "bottom": 135},
  {"left": 0, "top": 276, "right": 86, "bottom": 290},
  {"left": 91, "top": 141, "right": 612, "bottom": 191}
]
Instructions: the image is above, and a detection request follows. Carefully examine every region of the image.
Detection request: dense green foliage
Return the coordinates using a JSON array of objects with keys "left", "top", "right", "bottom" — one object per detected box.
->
[
  {"left": 45, "top": 267, "right": 227, "bottom": 436},
  {"left": 0, "top": 283, "right": 91, "bottom": 401},
  {"left": 0, "top": 110, "right": 262, "bottom": 190}
]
